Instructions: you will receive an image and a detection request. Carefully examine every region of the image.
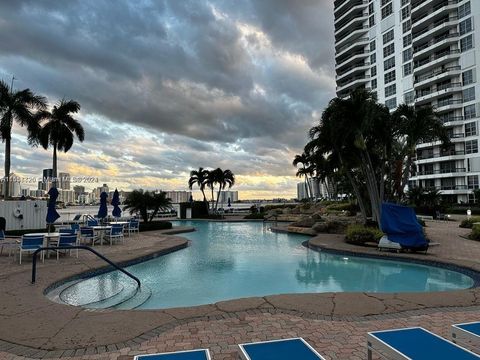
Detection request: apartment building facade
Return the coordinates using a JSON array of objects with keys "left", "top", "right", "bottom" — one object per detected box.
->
[{"left": 334, "top": 0, "right": 479, "bottom": 203}]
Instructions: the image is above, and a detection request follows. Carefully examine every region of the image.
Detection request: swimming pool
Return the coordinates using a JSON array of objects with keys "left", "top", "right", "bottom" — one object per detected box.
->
[{"left": 55, "top": 221, "right": 475, "bottom": 309}]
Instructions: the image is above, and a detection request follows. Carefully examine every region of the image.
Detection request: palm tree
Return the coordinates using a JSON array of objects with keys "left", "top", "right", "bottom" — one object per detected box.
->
[
  {"left": 214, "top": 168, "right": 235, "bottom": 210},
  {"left": 392, "top": 104, "right": 450, "bottom": 200},
  {"left": 206, "top": 168, "right": 220, "bottom": 211},
  {"left": 188, "top": 167, "right": 209, "bottom": 202},
  {"left": 0, "top": 80, "right": 46, "bottom": 198},
  {"left": 37, "top": 99, "right": 84, "bottom": 186},
  {"left": 123, "top": 189, "right": 172, "bottom": 223},
  {"left": 293, "top": 153, "right": 312, "bottom": 199}
]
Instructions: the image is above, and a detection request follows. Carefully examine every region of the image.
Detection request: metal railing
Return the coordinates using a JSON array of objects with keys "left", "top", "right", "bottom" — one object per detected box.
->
[{"left": 31, "top": 245, "right": 141, "bottom": 288}]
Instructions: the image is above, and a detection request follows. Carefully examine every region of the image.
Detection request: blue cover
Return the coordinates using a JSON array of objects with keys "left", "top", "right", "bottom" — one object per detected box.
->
[
  {"left": 458, "top": 322, "right": 480, "bottom": 337},
  {"left": 135, "top": 350, "right": 208, "bottom": 360},
  {"left": 46, "top": 187, "right": 60, "bottom": 224},
  {"left": 371, "top": 328, "right": 480, "bottom": 359},
  {"left": 380, "top": 203, "right": 427, "bottom": 250},
  {"left": 111, "top": 189, "right": 122, "bottom": 218},
  {"left": 97, "top": 191, "right": 108, "bottom": 219},
  {"left": 241, "top": 338, "right": 323, "bottom": 360}
]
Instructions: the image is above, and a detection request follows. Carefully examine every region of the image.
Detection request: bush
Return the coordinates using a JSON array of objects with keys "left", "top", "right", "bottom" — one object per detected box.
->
[
  {"left": 469, "top": 225, "right": 480, "bottom": 240},
  {"left": 244, "top": 213, "right": 265, "bottom": 220},
  {"left": 446, "top": 206, "right": 480, "bottom": 215},
  {"left": 325, "top": 202, "right": 358, "bottom": 216},
  {"left": 345, "top": 224, "right": 383, "bottom": 245},
  {"left": 139, "top": 221, "right": 172, "bottom": 232},
  {"left": 459, "top": 216, "right": 480, "bottom": 228}
]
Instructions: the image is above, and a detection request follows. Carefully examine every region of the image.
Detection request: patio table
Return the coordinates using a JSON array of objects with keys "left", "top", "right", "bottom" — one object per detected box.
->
[{"left": 91, "top": 226, "right": 112, "bottom": 246}]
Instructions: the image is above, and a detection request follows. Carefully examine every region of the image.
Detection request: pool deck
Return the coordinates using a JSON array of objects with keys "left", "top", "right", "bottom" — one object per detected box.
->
[{"left": 1, "top": 221, "right": 480, "bottom": 359}]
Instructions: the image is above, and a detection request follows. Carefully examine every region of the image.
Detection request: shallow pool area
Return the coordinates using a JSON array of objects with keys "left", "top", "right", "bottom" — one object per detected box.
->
[{"left": 53, "top": 221, "right": 475, "bottom": 309}]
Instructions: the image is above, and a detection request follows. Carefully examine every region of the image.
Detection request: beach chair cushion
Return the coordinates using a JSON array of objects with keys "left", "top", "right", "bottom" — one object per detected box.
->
[
  {"left": 134, "top": 349, "right": 210, "bottom": 360},
  {"left": 239, "top": 338, "right": 324, "bottom": 360},
  {"left": 368, "top": 327, "right": 480, "bottom": 359}
]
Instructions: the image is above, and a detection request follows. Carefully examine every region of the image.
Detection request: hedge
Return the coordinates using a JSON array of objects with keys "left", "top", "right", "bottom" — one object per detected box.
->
[
  {"left": 345, "top": 224, "right": 383, "bottom": 245},
  {"left": 139, "top": 221, "right": 172, "bottom": 232},
  {"left": 459, "top": 216, "right": 480, "bottom": 229}
]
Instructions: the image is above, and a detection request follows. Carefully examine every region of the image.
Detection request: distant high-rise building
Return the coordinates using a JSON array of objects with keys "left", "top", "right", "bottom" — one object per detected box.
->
[
  {"left": 334, "top": 0, "right": 479, "bottom": 203},
  {"left": 58, "top": 172, "right": 70, "bottom": 190},
  {"left": 41, "top": 168, "right": 53, "bottom": 190},
  {"left": 297, "top": 182, "right": 308, "bottom": 201},
  {"left": 217, "top": 190, "right": 238, "bottom": 206},
  {"left": 163, "top": 190, "right": 192, "bottom": 203}
]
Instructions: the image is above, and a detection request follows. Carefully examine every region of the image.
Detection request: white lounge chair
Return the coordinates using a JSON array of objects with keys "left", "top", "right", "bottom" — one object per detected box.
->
[
  {"left": 368, "top": 327, "right": 480, "bottom": 359},
  {"left": 134, "top": 349, "right": 211, "bottom": 360},
  {"left": 452, "top": 322, "right": 480, "bottom": 352},
  {"left": 239, "top": 338, "right": 325, "bottom": 360},
  {"left": 378, "top": 235, "right": 402, "bottom": 252}
]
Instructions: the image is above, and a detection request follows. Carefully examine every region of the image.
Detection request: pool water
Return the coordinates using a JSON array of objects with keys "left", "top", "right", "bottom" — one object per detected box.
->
[{"left": 63, "top": 221, "right": 475, "bottom": 309}]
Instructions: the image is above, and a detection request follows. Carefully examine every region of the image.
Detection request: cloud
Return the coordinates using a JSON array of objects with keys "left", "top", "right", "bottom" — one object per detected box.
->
[{"left": 0, "top": 0, "right": 336, "bottom": 199}]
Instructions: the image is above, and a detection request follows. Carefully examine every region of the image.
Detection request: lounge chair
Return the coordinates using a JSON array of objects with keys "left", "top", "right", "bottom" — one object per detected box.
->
[
  {"left": 0, "top": 230, "right": 17, "bottom": 257},
  {"left": 57, "top": 234, "right": 78, "bottom": 260},
  {"left": 452, "top": 322, "right": 480, "bottom": 351},
  {"left": 79, "top": 227, "right": 97, "bottom": 245},
  {"left": 18, "top": 235, "right": 44, "bottom": 265},
  {"left": 367, "top": 327, "right": 480, "bottom": 359},
  {"left": 133, "top": 349, "right": 211, "bottom": 360},
  {"left": 105, "top": 224, "right": 124, "bottom": 245},
  {"left": 127, "top": 219, "right": 140, "bottom": 237},
  {"left": 238, "top": 338, "right": 325, "bottom": 360}
]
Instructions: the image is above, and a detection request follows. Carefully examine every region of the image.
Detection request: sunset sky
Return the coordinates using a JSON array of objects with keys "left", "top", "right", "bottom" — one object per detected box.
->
[{"left": 0, "top": 0, "right": 336, "bottom": 199}]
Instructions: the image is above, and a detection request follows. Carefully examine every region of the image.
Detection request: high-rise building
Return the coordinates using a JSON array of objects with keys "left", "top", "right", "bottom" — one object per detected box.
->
[
  {"left": 163, "top": 191, "right": 192, "bottom": 203},
  {"left": 58, "top": 172, "right": 70, "bottom": 190},
  {"left": 334, "top": 0, "right": 478, "bottom": 203},
  {"left": 217, "top": 190, "right": 238, "bottom": 206},
  {"left": 40, "top": 168, "right": 53, "bottom": 190}
]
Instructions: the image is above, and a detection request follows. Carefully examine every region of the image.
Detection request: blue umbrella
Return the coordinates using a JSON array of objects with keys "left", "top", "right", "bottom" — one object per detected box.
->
[
  {"left": 46, "top": 187, "right": 60, "bottom": 225},
  {"left": 111, "top": 189, "right": 122, "bottom": 218},
  {"left": 227, "top": 197, "right": 231, "bottom": 207},
  {"left": 97, "top": 191, "right": 108, "bottom": 219}
]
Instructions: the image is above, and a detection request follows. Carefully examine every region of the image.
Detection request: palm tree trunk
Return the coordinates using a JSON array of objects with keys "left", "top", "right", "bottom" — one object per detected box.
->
[
  {"left": 215, "top": 184, "right": 223, "bottom": 211},
  {"left": 52, "top": 144, "right": 58, "bottom": 188},
  {"left": 344, "top": 169, "right": 368, "bottom": 223},
  {"left": 400, "top": 152, "right": 414, "bottom": 200},
  {"left": 4, "top": 136, "right": 10, "bottom": 199},
  {"left": 210, "top": 187, "right": 215, "bottom": 211}
]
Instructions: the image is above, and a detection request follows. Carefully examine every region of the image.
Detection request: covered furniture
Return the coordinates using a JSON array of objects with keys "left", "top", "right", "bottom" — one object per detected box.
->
[
  {"left": 134, "top": 349, "right": 211, "bottom": 360},
  {"left": 380, "top": 203, "right": 428, "bottom": 252},
  {"left": 368, "top": 327, "right": 480, "bottom": 359},
  {"left": 452, "top": 322, "right": 480, "bottom": 352},
  {"left": 238, "top": 338, "right": 325, "bottom": 360}
]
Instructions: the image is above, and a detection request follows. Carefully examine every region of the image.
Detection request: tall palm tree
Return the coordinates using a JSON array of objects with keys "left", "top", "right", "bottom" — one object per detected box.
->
[
  {"left": 188, "top": 167, "right": 209, "bottom": 202},
  {"left": 214, "top": 168, "right": 235, "bottom": 210},
  {"left": 37, "top": 99, "right": 84, "bottom": 186},
  {"left": 293, "top": 153, "right": 312, "bottom": 199},
  {"left": 0, "top": 80, "right": 46, "bottom": 198},
  {"left": 206, "top": 168, "right": 220, "bottom": 211}
]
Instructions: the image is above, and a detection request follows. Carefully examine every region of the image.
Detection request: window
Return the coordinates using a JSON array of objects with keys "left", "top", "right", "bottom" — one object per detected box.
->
[
  {"left": 370, "top": 53, "right": 376, "bottom": 64},
  {"left": 371, "top": 66, "right": 377, "bottom": 77},
  {"left": 381, "top": 0, "right": 391, "bottom": 6},
  {"left": 383, "top": 29, "right": 394, "bottom": 44},
  {"left": 401, "top": 6, "right": 410, "bottom": 21},
  {"left": 401, "top": 0, "right": 409, "bottom": 5},
  {"left": 460, "top": 18, "right": 473, "bottom": 36},
  {"left": 461, "top": 35, "right": 473, "bottom": 52},
  {"left": 463, "top": 69, "right": 474, "bottom": 86},
  {"left": 465, "top": 104, "right": 476, "bottom": 119},
  {"left": 404, "top": 90, "right": 414, "bottom": 104},
  {"left": 385, "top": 98, "right": 397, "bottom": 110},
  {"left": 403, "top": 48, "right": 412, "bottom": 62},
  {"left": 369, "top": 15, "right": 375, "bottom": 27},
  {"left": 403, "top": 62, "right": 412, "bottom": 76},
  {"left": 465, "top": 122, "right": 477, "bottom": 137},
  {"left": 381, "top": 3, "right": 393, "bottom": 19},
  {"left": 384, "top": 70, "right": 396, "bottom": 84},
  {"left": 402, "top": 20, "right": 411, "bottom": 33},
  {"left": 385, "top": 84, "right": 396, "bottom": 97},
  {"left": 371, "top": 78, "right": 377, "bottom": 90},
  {"left": 383, "top": 43, "right": 395, "bottom": 57},
  {"left": 369, "top": 3, "right": 374, "bottom": 14},
  {"left": 466, "top": 139, "right": 478, "bottom": 154},
  {"left": 384, "top": 57, "right": 395, "bottom": 70},
  {"left": 468, "top": 175, "right": 479, "bottom": 189},
  {"left": 370, "top": 40, "right": 376, "bottom": 52},
  {"left": 464, "top": 87, "right": 476, "bottom": 102},
  {"left": 459, "top": 2, "right": 471, "bottom": 19},
  {"left": 403, "top": 34, "right": 412, "bottom": 47}
]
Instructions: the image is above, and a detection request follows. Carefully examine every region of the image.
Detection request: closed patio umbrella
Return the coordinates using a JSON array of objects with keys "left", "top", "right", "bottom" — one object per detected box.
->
[
  {"left": 46, "top": 187, "right": 60, "bottom": 232},
  {"left": 111, "top": 189, "right": 121, "bottom": 220},
  {"left": 97, "top": 191, "right": 108, "bottom": 221}
]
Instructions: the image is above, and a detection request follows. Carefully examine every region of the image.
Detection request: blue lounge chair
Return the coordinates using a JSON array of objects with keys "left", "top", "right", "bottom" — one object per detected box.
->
[
  {"left": 105, "top": 224, "right": 124, "bottom": 245},
  {"left": 238, "top": 338, "right": 325, "bottom": 360},
  {"left": 18, "top": 235, "right": 44, "bottom": 265},
  {"left": 367, "top": 327, "right": 480, "bottom": 359},
  {"left": 452, "top": 322, "right": 480, "bottom": 352},
  {"left": 57, "top": 234, "right": 78, "bottom": 260},
  {"left": 133, "top": 349, "right": 210, "bottom": 360}
]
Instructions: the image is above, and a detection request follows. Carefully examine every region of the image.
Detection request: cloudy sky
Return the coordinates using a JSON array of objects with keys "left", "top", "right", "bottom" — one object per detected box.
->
[{"left": 0, "top": 0, "right": 335, "bottom": 199}]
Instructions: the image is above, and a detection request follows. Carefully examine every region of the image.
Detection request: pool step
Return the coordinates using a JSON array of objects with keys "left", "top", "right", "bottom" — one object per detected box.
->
[
  {"left": 84, "top": 281, "right": 138, "bottom": 309},
  {"left": 114, "top": 286, "right": 152, "bottom": 309},
  {"left": 59, "top": 276, "right": 126, "bottom": 306}
]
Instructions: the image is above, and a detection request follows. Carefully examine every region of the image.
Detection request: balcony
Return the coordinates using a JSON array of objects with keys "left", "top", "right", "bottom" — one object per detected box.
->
[
  {"left": 414, "top": 65, "right": 461, "bottom": 87},
  {"left": 412, "top": 0, "right": 454, "bottom": 15},
  {"left": 413, "top": 33, "right": 459, "bottom": 59},
  {"left": 416, "top": 150, "right": 465, "bottom": 160},
  {"left": 336, "top": 50, "right": 370, "bottom": 70},
  {"left": 336, "top": 75, "right": 370, "bottom": 93},
  {"left": 413, "top": 49, "right": 460, "bottom": 74},
  {"left": 335, "top": 37, "right": 369, "bottom": 57},
  {"left": 440, "top": 115, "right": 464, "bottom": 125},
  {"left": 335, "top": 25, "right": 369, "bottom": 49},
  {"left": 435, "top": 98, "right": 463, "bottom": 113},
  {"left": 415, "top": 82, "right": 462, "bottom": 104},
  {"left": 335, "top": 0, "right": 368, "bottom": 22},
  {"left": 412, "top": 1, "right": 459, "bottom": 30},
  {"left": 412, "top": 16, "right": 459, "bottom": 45},
  {"left": 416, "top": 168, "right": 466, "bottom": 176},
  {"left": 335, "top": 12, "right": 368, "bottom": 37},
  {"left": 336, "top": 62, "right": 370, "bottom": 82}
]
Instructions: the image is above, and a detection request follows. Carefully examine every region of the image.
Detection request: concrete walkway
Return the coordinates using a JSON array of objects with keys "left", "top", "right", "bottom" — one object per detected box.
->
[{"left": 0, "top": 221, "right": 480, "bottom": 359}]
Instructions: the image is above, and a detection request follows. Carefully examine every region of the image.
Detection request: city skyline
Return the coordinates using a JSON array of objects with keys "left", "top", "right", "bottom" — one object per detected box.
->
[{"left": 0, "top": 1, "right": 336, "bottom": 200}]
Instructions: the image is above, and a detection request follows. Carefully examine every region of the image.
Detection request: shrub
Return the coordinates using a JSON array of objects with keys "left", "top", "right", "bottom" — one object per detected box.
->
[
  {"left": 325, "top": 202, "right": 358, "bottom": 216},
  {"left": 459, "top": 216, "right": 480, "bottom": 229},
  {"left": 244, "top": 213, "right": 265, "bottom": 220},
  {"left": 469, "top": 225, "right": 480, "bottom": 240},
  {"left": 446, "top": 206, "right": 480, "bottom": 215},
  {"left": 345, "top": 224, "right": 383, "bottom": 245},
  {"left": 139, "top": 221, "right": 172, "bottom": 232}
]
